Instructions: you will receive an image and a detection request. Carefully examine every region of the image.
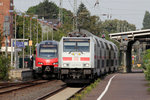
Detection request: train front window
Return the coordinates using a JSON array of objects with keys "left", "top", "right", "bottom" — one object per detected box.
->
[
  {"left": 39, "top": 47, "right": 57, "bottom": 58},
  {"left": 63, "top": 42, "right": 76, "bottom": 52},
  {"left": 77, "top": 41, "right": 89, "bottom": 52},
  {"left": 63, "top": 40, "right": 90, "bottom": 52}
]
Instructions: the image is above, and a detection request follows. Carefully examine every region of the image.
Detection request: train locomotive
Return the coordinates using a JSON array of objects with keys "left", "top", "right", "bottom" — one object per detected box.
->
[
  {"left": 34, "top": 40, "right": 59, "bottom": 78},
  {"left": 58, "top": 29, "right": 118, "bottom": 83}
]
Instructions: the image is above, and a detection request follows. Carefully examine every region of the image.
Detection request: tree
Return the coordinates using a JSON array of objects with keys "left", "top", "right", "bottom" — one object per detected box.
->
[
  {"left": 143, "top": 49, "right": 150, "bottom": 80},
  {"left": 77, "top": 3, "right": 102, "bottom": 35},
  {"left": 13, "top": 13, "right": 42, "bottom": 55},
  {"left": 142, "top": 11, "right": 150, "bottom": 29},
  {"left": 77, "top": 3, "right": 91, "bottom": 29},
  {"left": 27, "top": 0, "right": 59, "bottom": 19}
]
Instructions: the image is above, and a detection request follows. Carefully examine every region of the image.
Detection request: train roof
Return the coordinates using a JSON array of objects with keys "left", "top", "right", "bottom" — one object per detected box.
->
[
  {"left": 67, "top": 29, "right": 95, "bottom": 37},
  {"left": 38, "top": 40, "right": 58, "bottom": 45},
  {"left": 67, "top": 29, "right": 117, "bottom": 47}
]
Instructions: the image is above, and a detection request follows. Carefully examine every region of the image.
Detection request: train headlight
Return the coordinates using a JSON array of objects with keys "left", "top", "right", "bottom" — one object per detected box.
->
[
  {"left": 63, "top": 63, "right": 69, "bottom": 67},
  {"left": 53, "top": 62, "right": 58, "bottom": 65},
  {"left": 38, "top": 62, "right": 43, "bottom": 65},
  {"left": 83, "top": 63, "right": 89, "bottom": 67}
]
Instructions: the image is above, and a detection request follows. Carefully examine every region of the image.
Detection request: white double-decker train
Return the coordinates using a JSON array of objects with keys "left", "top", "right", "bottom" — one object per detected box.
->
[{"left": 59, "top": 29, "right": 118, "bottom": 83}]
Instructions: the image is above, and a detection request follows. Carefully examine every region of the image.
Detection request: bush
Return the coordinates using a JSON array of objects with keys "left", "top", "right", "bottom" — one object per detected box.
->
[
  {"left": 143, "top": 49, "right": 150, "bottom": 81},
  {"left": 69, "top": 78, "right": 101, "bottom": 100},
  {"left": 0, "top": 55, "right": 10, "bottom": 80},
  {"left": 144, "top": 63, "right": 150, "bottom": 80}
]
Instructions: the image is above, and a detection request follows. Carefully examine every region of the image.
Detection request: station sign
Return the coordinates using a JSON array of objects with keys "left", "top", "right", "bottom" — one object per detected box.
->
[{"left": 13, "top": 41, "right": 24, "bottom": 48}]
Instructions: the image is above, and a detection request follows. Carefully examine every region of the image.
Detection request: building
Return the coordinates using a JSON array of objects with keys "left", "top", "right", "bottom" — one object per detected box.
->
[{"left": 0, "top": 0, "right": 13, "bottom": 52}]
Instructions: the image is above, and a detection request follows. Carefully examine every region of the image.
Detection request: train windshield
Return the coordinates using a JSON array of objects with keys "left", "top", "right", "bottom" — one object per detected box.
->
[
  {"left": 39, "top": 45, "right": 57, "bottom": 58},
  {"left": 63, "top": 39, "right": 90, "bottom": 52}
]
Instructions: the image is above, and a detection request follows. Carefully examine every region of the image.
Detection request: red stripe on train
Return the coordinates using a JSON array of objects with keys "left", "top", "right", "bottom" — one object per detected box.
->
[
  {"left": 63, "top": 57, "right": 72, "bottom": 61},
  {"left": 80, "top": 57, "right": 90, "bottom": 61}
]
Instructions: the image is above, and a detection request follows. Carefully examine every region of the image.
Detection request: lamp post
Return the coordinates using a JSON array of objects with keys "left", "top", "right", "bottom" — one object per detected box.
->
[
  {"left": 23, "top": 15, "right": 25, "bottom": 68},
  {"left": 30, "top": 17, "right": 32, "bottom": 56},
  {"left": 37, "top": 18, "right": 38, "bottom": 44},
  {"left": 14, "top": 14, "right": 17, "bottom": 68}
]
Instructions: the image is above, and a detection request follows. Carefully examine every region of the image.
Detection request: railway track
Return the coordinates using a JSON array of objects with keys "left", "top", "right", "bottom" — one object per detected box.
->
[
  {"left": 0, "top": 80, "right": 53, "bottom": 95},
  {"left": 36, "top": 84, "right": 67, "bottom": 100},
  {"left": 67, "top": 85, "right": 87, "bottom": 100},
  {"left": 37, "top": 84, "right": 87, "bottom": 100}
]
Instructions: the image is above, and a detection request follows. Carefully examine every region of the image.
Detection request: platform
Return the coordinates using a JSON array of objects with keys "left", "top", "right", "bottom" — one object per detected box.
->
[{"left": 9, "top": 68, "right": 33, "bottom": 81}]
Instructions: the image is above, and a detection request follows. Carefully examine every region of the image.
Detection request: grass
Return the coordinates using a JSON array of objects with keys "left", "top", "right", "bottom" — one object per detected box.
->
[{"left": 69, "top": 78, "right": 101, "bottom": 100}]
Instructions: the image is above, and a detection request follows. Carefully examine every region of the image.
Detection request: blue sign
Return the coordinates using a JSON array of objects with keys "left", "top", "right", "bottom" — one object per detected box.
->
[{"left": 13, "top": 41, "right": 24, "bottom": 47}]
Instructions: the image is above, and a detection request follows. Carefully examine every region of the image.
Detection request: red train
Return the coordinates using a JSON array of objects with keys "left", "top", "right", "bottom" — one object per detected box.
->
[{"left": 33, "top": 40, "right": 58, "bottom": 78}]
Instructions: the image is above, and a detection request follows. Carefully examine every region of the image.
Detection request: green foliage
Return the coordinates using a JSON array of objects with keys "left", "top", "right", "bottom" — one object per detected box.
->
[
  {"left": 142, "top": 11, "right": 150, "bottom": 29},
  {"left": 143, "top": 49, "right": 150, "bottom": 80},
  {"left": 14, "top": 14, "right": 42, "bottom": 54},
  {"left": 69, "top": 78, "right": 100, "bottom": 100},
  {"left": 27, "top": 0, "right": 59, "bottom": 19},
  {"left": 76, "top": 3, "right": 136, "bottom": 49},
  {"left": 145, "top": 64, "right": 150, "bottom": 80},
  {"left": 0, "top": 55, "right": 10, "bottom": 80},
  {"left": 26, "top": 1, "right": 137, "bottom": 50}
]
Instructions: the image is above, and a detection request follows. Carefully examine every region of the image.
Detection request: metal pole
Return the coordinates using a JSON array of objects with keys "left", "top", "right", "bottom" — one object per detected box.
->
[
  {"left": 5, "top": 35, "right": 7, "bottom": 58},
  {"left": 52, "top": 25, "right": 53, "bottom": 40},
  {"left": 59, "top": 0, "right": 63, "bottom": 24},
  {"left": 42, "top": 31, "right": 43, "bottom": 41},
  {"left": 30, "top": 17, "right": 32, "bottom": 56},
  {"left": 37, "top": 19, "right": 38, "bottom": 44},
  {"left": 11, "top": 39, "right": 13, "bottom": 66},
  {"left": 73, "top": 0, "right": 77, "bottom": 30},
  {"left": 47, "top": 30, "right": 48, "bottom": 40},
  {"left": 23, "top": 16, "right": 25, "bottom": 68},
  {"left": 14, "top": 14, "right": 17, "bottom": 68}
]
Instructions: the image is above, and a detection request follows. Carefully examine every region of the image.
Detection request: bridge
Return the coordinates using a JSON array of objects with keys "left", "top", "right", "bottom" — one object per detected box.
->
[{"left": 109, "top": 29, "right": 150, "bottom": 72}]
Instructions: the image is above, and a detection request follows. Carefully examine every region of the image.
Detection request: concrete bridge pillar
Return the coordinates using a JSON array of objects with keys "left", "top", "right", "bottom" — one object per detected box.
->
[{"left": 122, "top": 41, "right": 134, "bottom": 73}]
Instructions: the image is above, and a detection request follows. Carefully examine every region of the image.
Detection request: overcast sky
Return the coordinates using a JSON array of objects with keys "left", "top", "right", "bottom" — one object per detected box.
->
[{"left": 14, "top": 0, "right": 150, "bottom": 29}]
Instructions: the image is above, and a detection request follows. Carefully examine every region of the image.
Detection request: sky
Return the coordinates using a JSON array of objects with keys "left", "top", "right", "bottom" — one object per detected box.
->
[{"left": 14, "top": 0, "right": 150, "bottom": 29}]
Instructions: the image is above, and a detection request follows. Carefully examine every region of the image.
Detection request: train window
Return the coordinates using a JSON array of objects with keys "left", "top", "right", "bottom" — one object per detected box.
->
[
  {"left": 39, "top": 45, "right": 57, "bottom": 58},
  {"left": 114, "top": 53, "right": 116, "bottom": 58},
  {"left": 110, "top": 44, "right": 114, "bottom": 50},
  {"left": 116, "top": 60, "right": 118, "bottom": 65},
  {"left": 107, "top": 60, "right": 109, "bottom": 67},
  {"left": 109, "top": 51, "right": 111, "bottom": 59},
  {"left": 100, "top": 49, "right": 102, "bottom": 58},
  {"left": 102, "top": 60, "right": 104, "bottom": 67},
  {"left": 63, "top": 41, "right": 76, "bottom": 52},
  {"left": 115, "top": 46, "right": 118, "bottom": 51},
  {"left": 77, "top": 41, "right": 90, "bottom": 52},
  {"left": 98, "top": 60, "right": 100, "bottom": 68},
  {"left": 100, "top": 41, "right": 104, "bottom": 48},
  {"left": 111, "top": 60, "right": 114, "bottom": 66},
  {"left": 105, "top": 43, "right": 109, "bottom": 50},
  {"left": 95, "top": 38, "right": 100, "bottom": 47},
  {"left": 63, "top": 41, "right": 90, "bottom": 52}
]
